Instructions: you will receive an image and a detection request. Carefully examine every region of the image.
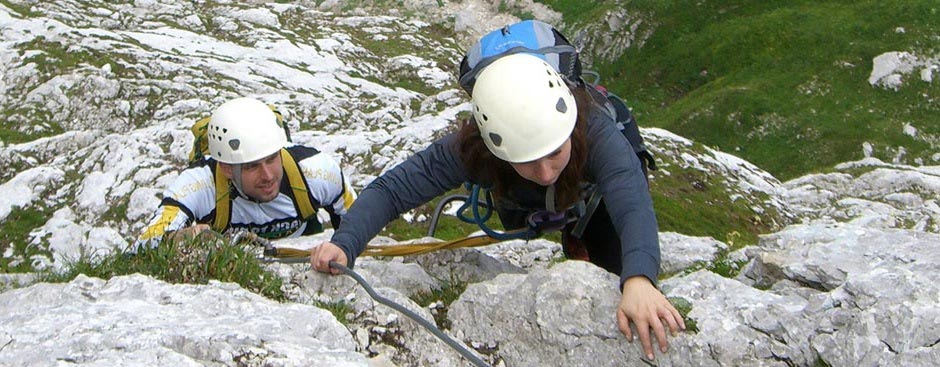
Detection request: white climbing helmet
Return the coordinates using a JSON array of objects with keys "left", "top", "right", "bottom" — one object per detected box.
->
[
  {"left": 207, "top": 97, "right": 288, "bottom": 164},
  {"left": 471, "top": 53, "right": 577, "bottom": 163}
]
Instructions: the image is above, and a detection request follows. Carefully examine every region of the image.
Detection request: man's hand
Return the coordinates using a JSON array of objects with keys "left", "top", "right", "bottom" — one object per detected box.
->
[
  {"left": 171, "top": 224, "right": 211, "bottom": 241},
  {"left": 310, "top": 242, "right": 347, "bottom": 275},
  {"left": 616, "top": 276, "right": 685, "bottom": 361}
]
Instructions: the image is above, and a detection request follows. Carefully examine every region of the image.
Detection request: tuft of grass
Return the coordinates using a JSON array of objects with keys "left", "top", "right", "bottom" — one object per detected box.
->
[
  {"left": 0, "top": 206, "right": 51, "bottom": 273},
  {"left": 39, "top": 236, "right": 286, "bottom": 301},
  {"left": 813, "top": 355, "right": 832, "bottom": 367},
  {"left": 0, "top": 106, "right": 62, "bottom": 144},
  {"left": 706, "top": 253, "right": 749, "bottom": 279},
  {"left": 100, "top": 198, "right": 130, "bottom": 225},
  {"left": 314, "top": 300, "right": 355, "bottom": 326},
  {"left": 411, "top": 276, "right": 468, "bottom": 330},
  {"left": 667, "top": 297, "right": 699, "bottom": 333},
  {"left": 0, "top": 0, "right": 41, "bottom": 17}
]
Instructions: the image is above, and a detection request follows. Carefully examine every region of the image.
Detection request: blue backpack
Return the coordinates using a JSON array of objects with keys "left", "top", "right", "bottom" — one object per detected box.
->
[{"left": 458, "top": 20, "right": 656, "bottom": 172}]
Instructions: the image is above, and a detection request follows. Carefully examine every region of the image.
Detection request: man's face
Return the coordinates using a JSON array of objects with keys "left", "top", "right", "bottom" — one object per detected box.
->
[{"left": 221, "top": 152, "right": 284, "bottom": 202}]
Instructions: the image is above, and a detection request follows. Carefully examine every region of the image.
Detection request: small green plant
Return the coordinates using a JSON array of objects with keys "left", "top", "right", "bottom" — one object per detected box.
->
[
  {"left": 667, "top": 297, "right": 699, "bottom": 333},
  {"left": 813, "top": 355, "right": 832, "bottom": 367},
  {"left": 411, "top": 276, "right": 468, "bottom": 329},
  {"left": 314, "top": 300, "right": 355, "bottom": 326},
  {"left": 706, "top": 254, "right": 748, "bottom": 279},
  {"left": 40, "top": 236, "right": 286, "bottom": 301},
  {"left": 100, "top": 198, "right": 130, "bottom": 224},
  {"left": 0, "top": 206, "right": 51, "bottom": 273}
]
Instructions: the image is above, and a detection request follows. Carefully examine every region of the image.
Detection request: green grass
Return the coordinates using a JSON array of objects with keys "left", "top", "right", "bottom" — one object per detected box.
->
[
  {"left": 0, "top": 206, "right": 52, "bottom": 273},
  {"left": 411, "top": 277, "right": 468, "bottom": 330},
  {"left": 542, "top": 0, "right": 940, "bottom": 180},
  {"left": 100, "top": 198, "right": 130, "bottom": 225},
  {"left": 344, "top": 23, "right": 459, "bottom": 97},
  {"left": 535, "top": 0, "right": 609, "bottom": 21},
  {"left": 667, "top": 296, "right": 699, "bottom": 333},
  {"left": 314, "top": 300, "right": 355, "bottom": 326},
  {"left": 379, "top": 189, "right": 490, "bottom": 241},
  {"left": 814, "top": 356, "right": 833, "bottom": 367},
  {"left": 0, "top": 0, "right": 41, "bottom": 16},
  {"left": 0, "top": 106, "right": 62, "bottom": 144},
  {"left": 649, "top": 166, "right": 778, "bottom": 248},
  {"left": 17, "top": 36, "right": 129, "bottom": 80},
  {"left": 39, "top": 236, "right": 286, "bottom": 301}
]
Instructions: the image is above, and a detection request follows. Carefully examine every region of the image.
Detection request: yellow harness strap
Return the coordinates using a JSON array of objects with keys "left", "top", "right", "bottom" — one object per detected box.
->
[
  {"left": 213, "top": 161, "right": 231, "bottom": 233},
  {"left": 279, "top": 149, "right": 316, "bottom": 220},
  {"left": 212, "top": 149, "right": 315, "bottom": 233}
]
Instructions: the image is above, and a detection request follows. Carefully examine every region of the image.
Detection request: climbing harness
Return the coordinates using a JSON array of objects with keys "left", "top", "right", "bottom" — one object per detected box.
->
[{"left": 428, "top": 184, "right": 565, "bottom": 240}]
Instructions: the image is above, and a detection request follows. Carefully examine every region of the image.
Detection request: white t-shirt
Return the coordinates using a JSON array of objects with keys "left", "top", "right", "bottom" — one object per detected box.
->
[{"left": 134, "top": 145, "right": 355, "bottom": 249}]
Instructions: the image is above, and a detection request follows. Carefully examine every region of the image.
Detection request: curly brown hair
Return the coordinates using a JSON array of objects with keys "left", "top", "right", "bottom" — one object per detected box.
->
[{"left": 457, "top": 85, "right": 595, "bottom": 211}]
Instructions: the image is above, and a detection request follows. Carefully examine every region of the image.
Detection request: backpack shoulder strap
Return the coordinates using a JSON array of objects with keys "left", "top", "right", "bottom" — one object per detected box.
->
[
  {"left": 279, "top": 149, "right": 316, "bottom": 220},
  {"left": 189, "top": 116, "right": 212, "bottom": 164},
  {"left": 212, "top": 162, "right": 231, "bottom": 233},
  {"left": 268, "top": 105, "right": 291, "bottom": 142}
]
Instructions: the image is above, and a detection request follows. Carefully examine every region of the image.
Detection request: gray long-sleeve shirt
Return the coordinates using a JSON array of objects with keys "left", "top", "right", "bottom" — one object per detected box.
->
[{"left": 332, "top": 107, "right": 660, "bottom": 285}]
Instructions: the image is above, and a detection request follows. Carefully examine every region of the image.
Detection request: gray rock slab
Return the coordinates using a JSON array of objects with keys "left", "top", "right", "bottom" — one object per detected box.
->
[{"left": 0, "top": 274, "right": 368, "bottom": 367}]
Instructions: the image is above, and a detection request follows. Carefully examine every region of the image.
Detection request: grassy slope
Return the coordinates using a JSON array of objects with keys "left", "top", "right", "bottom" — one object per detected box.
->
[
  {"left": 544, "top": 0, "right": 940, "bottom": 180},
  {"left": 528, "top": 0, "right": 939, "bottom": 248}
]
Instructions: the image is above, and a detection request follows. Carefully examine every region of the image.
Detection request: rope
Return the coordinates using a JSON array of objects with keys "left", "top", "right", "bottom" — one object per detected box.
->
[{"left": 328, "top": 261, "right": 491, "bottom": 367}]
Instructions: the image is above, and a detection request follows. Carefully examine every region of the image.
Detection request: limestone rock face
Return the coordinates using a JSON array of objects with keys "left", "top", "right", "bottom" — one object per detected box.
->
[{"left": 0, "top": 274, "right": 368, "bottom": 367}]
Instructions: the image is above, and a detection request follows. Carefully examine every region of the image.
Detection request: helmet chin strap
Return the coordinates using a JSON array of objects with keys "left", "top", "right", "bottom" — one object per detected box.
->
[
  {"left": 230, "top": 164, "right": 269, "bottom": 203},
  {"left": 231, "top": 164, "right": 247, "bottom": 197}
]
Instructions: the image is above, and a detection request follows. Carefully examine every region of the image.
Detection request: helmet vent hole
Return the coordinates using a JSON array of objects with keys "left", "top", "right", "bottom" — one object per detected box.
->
[
  {"left": 228, "top": 139, "right": 240, "bottom": 151},
  {"left": 222, "top": 128, "right": 228, "bottom": 133},
  {"left": 556, "top": 97, "right": 567, "bottom": 113},
  {"left": 548, "top": 80, "right": 554, "bottom": 88},
  {"left": 489, "top": 133, "right": 503, "bottom": 147},
  {"left": 482, "top": 113, "right": 488, "bottom": 122}
]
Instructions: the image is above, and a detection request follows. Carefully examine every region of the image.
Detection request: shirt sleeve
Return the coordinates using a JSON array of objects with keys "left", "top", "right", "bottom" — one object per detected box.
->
[
  {"left": 132, "top": 200, "right": 192, "bottom": 250},
  {"left": 296, "top": 152, "right": 356, "bottom": 217},
  {"left": 132, "top": 165, "right": 215, "bottom": 250},
  {"left": 330, "top": 133, "right": 468, "bottom": 268},
  {"left": 584, "top": 109, "right": 661, "bottom": 286}
]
